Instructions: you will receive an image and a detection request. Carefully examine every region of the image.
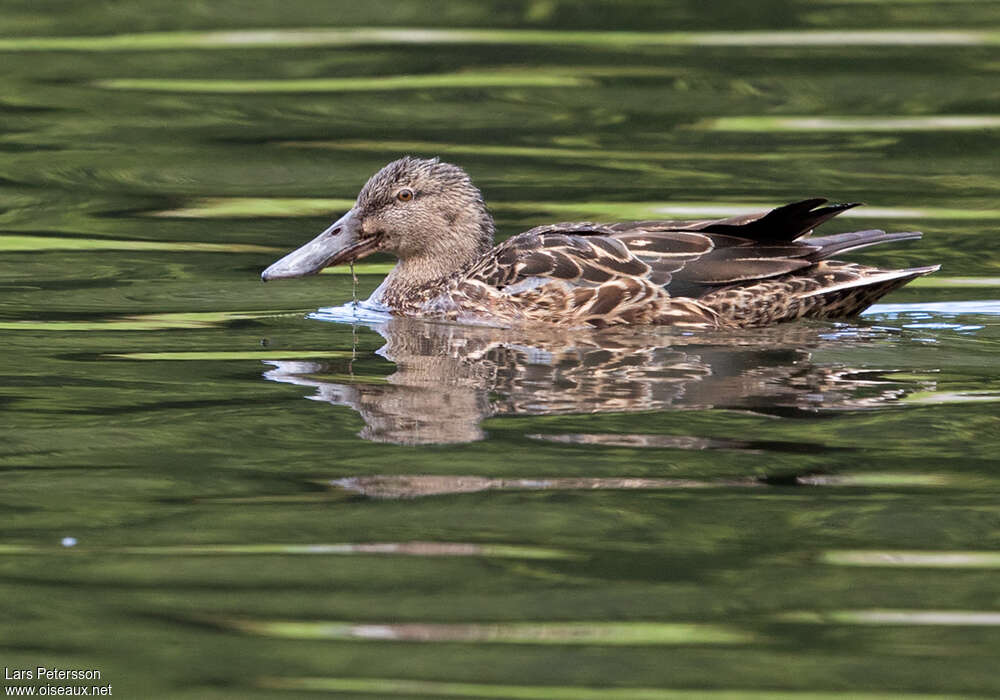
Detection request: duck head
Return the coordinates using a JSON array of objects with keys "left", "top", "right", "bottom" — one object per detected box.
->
[{"left": 261, "top": 157, "right": 495, "bottom": 287}]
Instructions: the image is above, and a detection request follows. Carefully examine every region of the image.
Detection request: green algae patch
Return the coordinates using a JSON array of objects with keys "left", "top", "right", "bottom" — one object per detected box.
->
[
  {"left": 2, "top": 28, "right": 998, "bottom": 52},
  {"left": 822, "top": 550, "right": 1000, "bottom": 568},
  {"left": 151, "top": 197, "right": 355, "bottom": 218},
  {"left": 226, "top": 619, "right": 754, "bottom": 645},
  {"left": 107, "top": 350, "right": 354, "bottom": 361},
  {"left": 777, "top": 609, "right": 1000, "bottom": 626},
  {"left": 0, "top": 311, "right": 298, "bottom": 332},
  {"left": 697, "top": 115, "right": 1000, "bottom": 132},
  {"left": 149, "top": 197, "right": 1000, "bottom": 221},
  {"left": 96, "top": 71, "right": 592, "bottom": 93},
  {"left": 259, "top": 676, "right": 971, "bottom": 699},
  {"left": 0, "top": 235, "right": 280, "bottom": 253}
]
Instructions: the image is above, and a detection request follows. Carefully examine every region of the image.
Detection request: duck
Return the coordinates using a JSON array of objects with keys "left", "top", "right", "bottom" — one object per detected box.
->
[{"left": 261, "top": 157, "right": 938, "bottom": 328}]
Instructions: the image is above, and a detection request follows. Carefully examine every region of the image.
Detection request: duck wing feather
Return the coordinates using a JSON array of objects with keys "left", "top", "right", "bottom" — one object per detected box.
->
[
  {"left": 459, "top": 225, "right": 718, "bottom": 326},
  {"left": 468, "top": 223, "right": 712, "bottom": 291},
  {"left": 455, "top": 199, "right": 922, "bottom": 326},
  {"left": 469, "top": 198, "right": 855, "bottom": 296}
]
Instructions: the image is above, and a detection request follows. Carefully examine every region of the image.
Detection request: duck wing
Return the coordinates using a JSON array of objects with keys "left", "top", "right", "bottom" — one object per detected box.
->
[
  {"left": 470, "top": 199, "right": 864, "bottom": 295},
  {"left": 469, "top": 222, "right": 712, "bottom": 290},
  {"left": 460, "top": 224, "right": 718, "bottom": 326},
  {"left": 607, "top": 198, "right": 868, "bottom": 297},
  {"left": 459, "top": 199, "right": 925, "bottom": 327}
]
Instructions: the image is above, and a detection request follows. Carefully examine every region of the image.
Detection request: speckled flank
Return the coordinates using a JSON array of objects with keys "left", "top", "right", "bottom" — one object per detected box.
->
[{"left": 699, "top": 262, "right": 938, "bottom": 327}]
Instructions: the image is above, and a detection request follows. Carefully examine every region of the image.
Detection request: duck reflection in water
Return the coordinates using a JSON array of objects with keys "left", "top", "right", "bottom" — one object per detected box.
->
[{"left": 262, "top": 317, "right": 931, "bottom": 445}]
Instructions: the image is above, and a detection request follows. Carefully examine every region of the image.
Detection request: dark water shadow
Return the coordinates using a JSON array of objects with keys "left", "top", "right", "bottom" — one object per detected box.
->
[{"left": 261, "top": 317, "right": 932, "bottom": 445}]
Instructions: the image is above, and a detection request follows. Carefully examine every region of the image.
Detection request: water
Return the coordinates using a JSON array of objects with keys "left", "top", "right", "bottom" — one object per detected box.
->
[{"left": 2, "top": 2, "right": 999, "bottom": 698}]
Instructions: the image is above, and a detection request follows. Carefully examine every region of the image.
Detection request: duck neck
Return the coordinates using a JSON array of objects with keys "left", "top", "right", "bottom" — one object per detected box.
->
[{"left": 371, "top": 213, "right": 495, "bottom": 310}]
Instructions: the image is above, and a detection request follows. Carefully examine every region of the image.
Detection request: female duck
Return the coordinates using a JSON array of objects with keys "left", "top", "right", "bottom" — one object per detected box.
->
[{"left": 261, "top": 157, "right": 937, "bottom": 328}]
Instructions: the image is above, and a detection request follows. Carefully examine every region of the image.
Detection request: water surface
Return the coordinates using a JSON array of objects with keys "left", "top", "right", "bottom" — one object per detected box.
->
[{"left": 1, "top": 2, "right": 999, "bottom": 698}]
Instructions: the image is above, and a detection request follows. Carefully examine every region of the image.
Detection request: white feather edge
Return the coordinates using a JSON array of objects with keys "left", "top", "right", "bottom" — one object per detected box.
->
[{"left": 797, "top": 265, "right": 940, "bottom": 298}]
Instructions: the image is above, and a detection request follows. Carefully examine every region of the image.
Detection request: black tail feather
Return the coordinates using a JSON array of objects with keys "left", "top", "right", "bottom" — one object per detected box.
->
[{"left": 703, "top": 199, "right": 862, "bottom": 242}]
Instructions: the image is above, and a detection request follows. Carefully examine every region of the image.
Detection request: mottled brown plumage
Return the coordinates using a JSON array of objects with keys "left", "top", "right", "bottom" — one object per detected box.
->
[{"left": 262, "top": 157, "right": 939, "bottom": 329}]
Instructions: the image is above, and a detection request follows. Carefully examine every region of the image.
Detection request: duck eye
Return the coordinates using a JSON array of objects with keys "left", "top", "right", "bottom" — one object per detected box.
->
[{"left": 396, "top": 188, "right": 414, "bottom": 202}]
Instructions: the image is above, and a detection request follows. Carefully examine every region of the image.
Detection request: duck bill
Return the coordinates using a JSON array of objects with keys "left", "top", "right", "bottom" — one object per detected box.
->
[{"left": 261, "top": 209, "right": 381, "bottom": 281}]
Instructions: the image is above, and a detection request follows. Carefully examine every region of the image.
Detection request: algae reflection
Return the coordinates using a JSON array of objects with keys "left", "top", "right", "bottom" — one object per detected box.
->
[{"left": 262, "top": 316, "right": 931, "bottom": 445}]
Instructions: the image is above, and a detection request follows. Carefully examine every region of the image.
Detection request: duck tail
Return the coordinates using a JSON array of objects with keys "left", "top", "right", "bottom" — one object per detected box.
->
[
  {"left": 703, "top": 198, "right": 861, "bottom": 241},
  {"left": 806, "top": 229, "right": 924, "bottom": 261},
  {"left": 802, "top": 264, "right": 941, "bottom": 319}
]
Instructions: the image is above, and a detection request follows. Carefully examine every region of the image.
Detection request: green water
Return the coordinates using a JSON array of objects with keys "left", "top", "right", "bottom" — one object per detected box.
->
[{"left": 2, "top": 2, "right": 1000, "bottom": 698}]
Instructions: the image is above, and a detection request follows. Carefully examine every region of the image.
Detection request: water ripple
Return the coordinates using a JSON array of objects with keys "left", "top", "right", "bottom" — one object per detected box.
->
[{"left": 1, "top": 28, "right": 996, "bottom": 52}]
